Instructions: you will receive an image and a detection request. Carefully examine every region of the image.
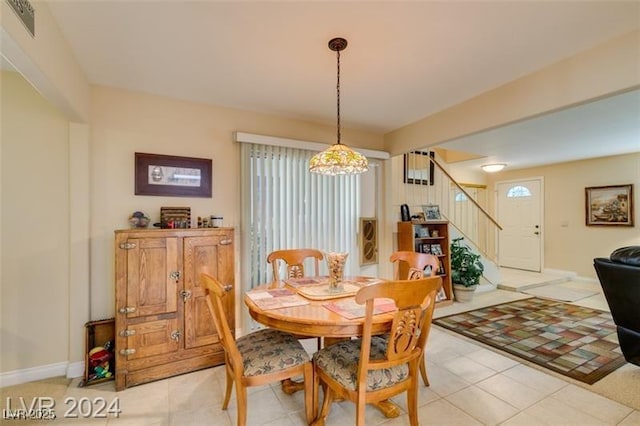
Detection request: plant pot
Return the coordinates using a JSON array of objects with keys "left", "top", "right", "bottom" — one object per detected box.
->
[{"left": 453, "top": 284, "right": 477, "bottom": 303}]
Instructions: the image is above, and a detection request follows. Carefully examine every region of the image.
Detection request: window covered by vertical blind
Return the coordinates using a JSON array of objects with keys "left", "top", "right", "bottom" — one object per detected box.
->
[{"left": 240, "top": 143, "right": 361, "bottom": 290}]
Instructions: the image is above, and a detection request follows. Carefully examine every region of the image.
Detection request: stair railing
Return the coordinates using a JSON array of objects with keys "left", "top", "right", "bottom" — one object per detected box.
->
[{"left": 400, "top": 151, "right": 502, "bottom": 264}]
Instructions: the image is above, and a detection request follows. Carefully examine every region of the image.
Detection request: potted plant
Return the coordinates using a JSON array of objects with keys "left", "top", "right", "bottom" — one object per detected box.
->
[{"left": 450, "top": 237, "right": 484, "bottom": 302}]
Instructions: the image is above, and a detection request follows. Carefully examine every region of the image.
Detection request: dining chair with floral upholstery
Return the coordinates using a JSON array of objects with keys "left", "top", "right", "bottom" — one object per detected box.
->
[
  {"left": 390, "top": 250, "right": 440, "bottom": 386},
  {"left": 201, "top": 273, "right": 314, "bottom": 425},
  {"left": 312, "top": 276, "right": 442, "bottom": 426}
]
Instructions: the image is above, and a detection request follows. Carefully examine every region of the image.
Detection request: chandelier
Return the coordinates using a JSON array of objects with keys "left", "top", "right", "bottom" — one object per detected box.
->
[{"left": 309, "top": 38, "right": 368, "bottom": 175}]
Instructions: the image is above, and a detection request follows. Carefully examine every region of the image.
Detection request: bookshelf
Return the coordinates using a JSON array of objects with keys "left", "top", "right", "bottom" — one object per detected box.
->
[{"left": 397, "top": 220, "right": 453, "bottom": 306}]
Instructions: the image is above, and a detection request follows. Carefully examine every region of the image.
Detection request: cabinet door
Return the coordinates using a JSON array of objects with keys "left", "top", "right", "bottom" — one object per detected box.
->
[
  {"left": 123, "top": 318, "right": 180, "bottom": 360},
  {"left": 126, "top": 237, "right": 179, "bottom": 317},
  {"left": 183, "top": 234, "right": 234, "bottom": 349}
]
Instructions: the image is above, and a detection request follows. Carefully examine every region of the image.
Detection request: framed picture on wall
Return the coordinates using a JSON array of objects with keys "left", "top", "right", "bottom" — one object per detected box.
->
[
  {"left": 403, "top": 151, "right": 435, "bottom": 186},
  {"left": 585, "top": 184, "right": 633, "bottom": 226},
  {"left": 135, "top": 152, "right": 212, "bottom": 197}
]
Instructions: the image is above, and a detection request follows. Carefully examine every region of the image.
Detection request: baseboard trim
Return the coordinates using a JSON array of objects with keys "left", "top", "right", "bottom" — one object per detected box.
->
[
  {"left": 66, "top": 361, "right": 85, "bottom": 379},
  {"left": 1, "top": 361, "right": 84, "bottom": 388}
]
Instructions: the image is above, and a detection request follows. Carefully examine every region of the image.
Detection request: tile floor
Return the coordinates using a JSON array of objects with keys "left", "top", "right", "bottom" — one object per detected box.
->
[{"left": 2, "top": 269, "right": 639, "bottom": 425}]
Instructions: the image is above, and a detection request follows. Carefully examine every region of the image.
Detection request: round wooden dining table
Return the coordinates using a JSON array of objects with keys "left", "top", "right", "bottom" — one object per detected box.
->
[
  {"left": 243, "top": 277, "right": 401, "bottom": 418},
  {"left": 244, "top": 284, "right": 394, "bottom": 338}
]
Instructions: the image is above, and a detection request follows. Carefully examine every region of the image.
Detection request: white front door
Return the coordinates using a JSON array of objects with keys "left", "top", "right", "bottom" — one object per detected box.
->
[{"left": 497, "top": 179, "right": 543, "bottom": 271}]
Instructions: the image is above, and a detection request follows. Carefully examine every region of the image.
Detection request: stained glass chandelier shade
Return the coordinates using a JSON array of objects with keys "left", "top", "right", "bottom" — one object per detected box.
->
[{"left": 309, "top": 38, "right": 368, "bottom": 175}]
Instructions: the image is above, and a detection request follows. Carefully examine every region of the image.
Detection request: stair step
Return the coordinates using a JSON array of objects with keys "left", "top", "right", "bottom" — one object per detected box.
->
[{"left": 498, "top": 276, "right": 571, "bottom": 292}]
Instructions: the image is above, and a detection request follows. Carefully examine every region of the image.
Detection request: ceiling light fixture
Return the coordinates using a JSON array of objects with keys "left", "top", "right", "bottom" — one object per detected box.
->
[
  {"left": 481, "top": 163, "right": 507, "bottom": 173},
  {"left": 309, "top": 37, "right": 368, "bottom": 175}
]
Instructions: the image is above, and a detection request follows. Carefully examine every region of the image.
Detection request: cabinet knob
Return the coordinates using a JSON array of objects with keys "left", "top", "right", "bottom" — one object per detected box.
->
[
  {"left": 118, "top": 306, "right": 136, "bottom": 314},
  {"left": 169, "top": 271, "right": 181, "bottom": 281},
  {"left": 220, "top": 239, "right": 232, "bottom": 246},
  {"left": 223, "top": 284, "right": 233, "bottom": 293},
  {"left": 180, "top": 290, "right": 192, "bottom": 302}
]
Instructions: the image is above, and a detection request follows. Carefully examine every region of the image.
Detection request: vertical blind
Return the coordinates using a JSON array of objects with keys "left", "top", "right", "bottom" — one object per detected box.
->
[{"left": 241, "top": 143, "right": 361, "bottom": 290}]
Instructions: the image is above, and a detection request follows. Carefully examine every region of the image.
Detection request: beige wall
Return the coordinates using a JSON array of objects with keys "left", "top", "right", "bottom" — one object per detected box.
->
[
  {"left": 484, "top": 153, "right": 640, "bottom": 278},
  {"left": 1, "top": 71, "right": 70, "bottom": 372}
]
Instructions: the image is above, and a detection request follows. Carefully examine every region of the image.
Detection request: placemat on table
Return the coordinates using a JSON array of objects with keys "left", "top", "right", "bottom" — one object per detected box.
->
[{"left": 324, "top": 298, "right": 396, "bottom": 319}]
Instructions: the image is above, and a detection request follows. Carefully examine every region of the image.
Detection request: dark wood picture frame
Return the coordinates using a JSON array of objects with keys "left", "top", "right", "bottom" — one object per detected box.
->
[
  {"left": 135, "top": 152, "right": 212, "bottom": 197},
  {"left": 403, "top": 151, "right": 435, "bottom": 186},
  {"left": 585, "top": 184, "right": 633, "bottom": 226}
]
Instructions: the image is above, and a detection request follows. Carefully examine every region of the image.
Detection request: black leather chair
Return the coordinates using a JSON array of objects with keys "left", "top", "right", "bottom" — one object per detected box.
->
[{"left": 593, "top": 246, "right": 640, "bottom": 366}]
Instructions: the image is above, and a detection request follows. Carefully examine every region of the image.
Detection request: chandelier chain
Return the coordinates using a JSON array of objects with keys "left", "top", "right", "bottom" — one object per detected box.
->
[
  {"left": 308, "top": 37, "right": 368, "bottom": 175},
  {"left": 336, "top": 48, "right": 341, "bottom": 145}
]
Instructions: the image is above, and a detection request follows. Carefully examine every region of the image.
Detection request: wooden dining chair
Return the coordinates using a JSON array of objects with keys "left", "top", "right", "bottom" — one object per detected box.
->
[
  {"left": 312, "top": 276, "right": 442, "bottom": 426},
  {"left": 390, "top": 250, "right": 440, "bottom": 386},
  {"left": 267, "top": 248, "right": 324, "bottom": 349},
  {"left": 267, "top": 248, "right": 324, "bottom": 283},
  {"left": 201, "top": 274, "right": 314, "bottom": 425},
  {"left": 390, "top": 251, "right": 440, "bottom": 280}
]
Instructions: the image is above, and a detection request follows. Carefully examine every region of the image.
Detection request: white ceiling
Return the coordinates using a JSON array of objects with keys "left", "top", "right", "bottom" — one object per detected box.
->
[
  {"left": 42, "top": 1, "right": 640, "bottom": 167},
  {"left": 437, "top": 89, "right": 640, "bottom": 170}
]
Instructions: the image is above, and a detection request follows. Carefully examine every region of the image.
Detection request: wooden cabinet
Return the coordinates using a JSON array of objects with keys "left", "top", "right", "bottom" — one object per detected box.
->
[
  {"left": 115, "top": 228, "right": 234, "bottom": 391},
  {"left": 397, "top": 221, "right": 453, "bottom": 306}
]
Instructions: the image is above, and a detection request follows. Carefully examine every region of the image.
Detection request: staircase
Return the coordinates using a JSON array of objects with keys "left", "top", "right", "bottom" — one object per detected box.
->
[{"left": 397, "top": 152, "right": 503, "bottom": 288}]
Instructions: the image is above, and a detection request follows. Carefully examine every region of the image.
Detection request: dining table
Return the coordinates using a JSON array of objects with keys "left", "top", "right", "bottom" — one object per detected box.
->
[{"left": 243, "top": 276, "right": 402, "bottom": 419}]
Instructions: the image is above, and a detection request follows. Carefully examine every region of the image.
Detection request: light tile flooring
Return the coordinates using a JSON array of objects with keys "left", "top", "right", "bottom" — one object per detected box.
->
[{"left": 3, "top": 269, "right": 639, "bottom": 425}]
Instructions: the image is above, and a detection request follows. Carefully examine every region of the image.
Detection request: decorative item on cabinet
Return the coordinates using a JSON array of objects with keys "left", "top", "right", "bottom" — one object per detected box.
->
[
  {"left": 421, "top": 204, "right": 441, "bottom": 220},
  {"left": 114, "top": 227, "right": 234, "bottom": 391},
  {"left": 160, "top": 206, "right": 191, "bottom": 228},
  {"left": 128, "top": 211, "right": 150, "bottom": 228},
  {"left": 211, "top": 216, "right": 223, "bottom": 228},
  {"left": 397, "top": 220, "right": 452, "bottom": 306},
  {"left": 400, "top": 204, "right": 411, "bottom": 222}
]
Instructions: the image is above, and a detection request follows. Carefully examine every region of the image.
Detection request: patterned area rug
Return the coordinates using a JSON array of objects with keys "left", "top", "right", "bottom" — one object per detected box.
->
[{"left": 433, "top": 297, "right": 625, "bottom": 384}]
